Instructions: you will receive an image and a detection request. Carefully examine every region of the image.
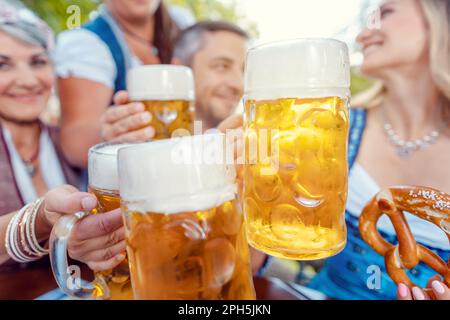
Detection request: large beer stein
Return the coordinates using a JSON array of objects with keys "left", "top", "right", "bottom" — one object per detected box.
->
[
  {"left": 118, "top": 134, "right": 256, "bottom": 300},
  {"left": 127, "top": 65, "right": 195, "bottom": 140},
  {"left": 49, "top": 143, "right": 133, "bottom": 299},
  {"left": 243, "top": 39, "right": 350, "bottom": 260}
]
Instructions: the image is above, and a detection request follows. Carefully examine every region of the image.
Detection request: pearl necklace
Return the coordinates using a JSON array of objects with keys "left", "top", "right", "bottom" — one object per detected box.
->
[{"left": 382, "top": 123, "right": 440, "bottom": 158}]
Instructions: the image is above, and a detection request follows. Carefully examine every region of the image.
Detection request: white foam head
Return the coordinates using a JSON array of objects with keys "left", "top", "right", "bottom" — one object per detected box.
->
[
  {"left": 88, "top": 143, "right": 134, "bottom": 192},
  {"left": 127, "top": 65, "right": 195, "bottom": 101},
  {"left": 118, "top": 134, "right": 236, "bottom": 214},
  {"left": 245, "top": 38, "right": 350, "bottom": 100}
]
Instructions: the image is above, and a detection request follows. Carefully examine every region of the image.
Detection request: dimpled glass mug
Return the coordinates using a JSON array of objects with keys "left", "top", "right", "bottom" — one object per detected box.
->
[
  {"left": 243, "top": 39, "right": 350, "bottom": 260},
  {"left": 118, "top": 134, "right": 256, "bottom": 300}
]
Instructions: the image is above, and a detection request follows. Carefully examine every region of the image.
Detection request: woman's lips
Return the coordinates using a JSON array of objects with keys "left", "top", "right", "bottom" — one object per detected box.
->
[
  {"left": 362, "top": 43, "right": 383, "bottom": 56},
  {"left": 6, "top": 93, "right": 42, "bottom": 104}
]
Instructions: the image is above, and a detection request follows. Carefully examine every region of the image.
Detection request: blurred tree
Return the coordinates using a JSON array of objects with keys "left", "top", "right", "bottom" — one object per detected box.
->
[
  {"left": 168, "top": 0, "right": 237, "bottom": 21},
  {"left": 351, "top": 68, "right": 374, "bottom": 95},
  {"left": 20, "top": 0, "right": 99, "bottom": 33},
  {"left": 167, "top": 0, "right": 258, "bottom": 37}
]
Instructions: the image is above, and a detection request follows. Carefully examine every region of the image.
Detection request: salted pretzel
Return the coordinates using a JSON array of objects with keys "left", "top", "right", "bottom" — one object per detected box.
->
[{"left": 359, "top": 186, "right": 450, "bottom": 297}]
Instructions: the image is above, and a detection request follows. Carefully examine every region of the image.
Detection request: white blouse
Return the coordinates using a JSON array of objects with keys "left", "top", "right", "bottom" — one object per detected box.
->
[
  {"left": 347, "top": 163, "right": 449, "bottom": 251},
  {"left": 54, "top": 28, "right": 142, "bottom": 89},
  {"left": 53, "top": 5, "right": 195, "bottom": 89},
  {"left": 3, "top": 127, "right": 66, "bottom": 204}
]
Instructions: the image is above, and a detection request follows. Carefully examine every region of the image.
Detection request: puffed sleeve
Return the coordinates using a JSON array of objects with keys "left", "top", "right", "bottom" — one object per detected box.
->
[{"left": 53, "top": 28, "right": 117, "bottom": 89}]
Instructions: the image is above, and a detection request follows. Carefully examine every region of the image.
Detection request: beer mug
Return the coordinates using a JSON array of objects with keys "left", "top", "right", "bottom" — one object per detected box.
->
[
  {"left": 49, "top": 143, "right": 133, "bottom": 299},
  {"left": 243, "top": 39, "right": 350, "bottom": 260},
  {"left": 127, "top": 65, "right": 195, "bottom": 140},
  {"left": 118, "top": 134, "right": 256, "bottom": 300}
]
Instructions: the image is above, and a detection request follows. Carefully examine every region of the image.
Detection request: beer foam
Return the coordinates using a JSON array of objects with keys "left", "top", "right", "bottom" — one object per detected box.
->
[
  {"left": 245, "top": 39, "right": 350, "bottom": 100},
  {"left": 118, "top": 134, "right": 237, "bottom": 214},
  {"left": 88, "top": 143, "right": 135, "bottom": 191},
  {"left": 127, "top": 65, "right": 195, "bottom": 101}
]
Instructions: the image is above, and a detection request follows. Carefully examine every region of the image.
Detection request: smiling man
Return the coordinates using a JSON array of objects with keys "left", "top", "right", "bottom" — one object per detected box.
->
[{"left": 172, "top": 21, "right": 248, "bottom": 130}]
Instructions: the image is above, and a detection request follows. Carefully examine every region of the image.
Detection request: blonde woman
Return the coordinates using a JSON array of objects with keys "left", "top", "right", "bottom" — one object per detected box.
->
[{"left": 306, "top": 0, "right": 450, "bottom": 300}]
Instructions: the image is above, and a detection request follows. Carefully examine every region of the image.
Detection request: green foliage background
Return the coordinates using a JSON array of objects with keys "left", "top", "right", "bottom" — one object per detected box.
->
[
  {"left": 20, "top": 0, "right": 244, "bottom": 33},
  {"left": 21, "top": 0, "right": 100, "bottom": 33}
]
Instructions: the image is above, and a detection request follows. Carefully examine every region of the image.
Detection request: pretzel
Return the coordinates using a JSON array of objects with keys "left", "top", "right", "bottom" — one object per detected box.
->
[{"left": 359, "top": 186, "right": 450, "bottom": 298}]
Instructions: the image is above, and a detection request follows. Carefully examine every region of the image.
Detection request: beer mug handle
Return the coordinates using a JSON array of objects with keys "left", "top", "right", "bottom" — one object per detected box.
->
[{"left": 49, "top": 212, "right": 110, "bottom": 300}]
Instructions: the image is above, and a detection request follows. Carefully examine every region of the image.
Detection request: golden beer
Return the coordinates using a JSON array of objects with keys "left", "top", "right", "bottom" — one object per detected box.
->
[
  {"left": 141, "top": 100, "right": 194, "bottom": 139},
  {"left": 119, "top": 134, "right": 256, "bottom": 300},
  {"left": 88, "top": 187, "right": 132, "bottom": 300},
  {"left": 243, "top": 39, "right": 350, "bottom": 260},
  {"left": 124, "top": 200, "right": 255, "bottom": 300},
  {"left": 49, "top": 143, "right": 134, "bottom": 299},
  {"left": 244, "top": 97, "right": 348, "bottom": 260},
  {"left": 127, "top": 65, "right": 195, "bottom": 140},
  {"left": 87, "top": 143, "right": 133, "bottom": 300}
]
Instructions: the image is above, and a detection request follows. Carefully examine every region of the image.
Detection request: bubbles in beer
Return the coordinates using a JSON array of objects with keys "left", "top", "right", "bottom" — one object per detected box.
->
[
  {"left": 120, "top": 135, "right": 255, "bottom": 299},
  {"left": 270, "top": 204, "right": 304, "bottom": 241},
  {"left": 253, "top": 168, "right": 282, "bottom": 203},
  {"left": 142, "top": 100, "right": 194, "bottom": 140},
  {"left": 215, "top": 201, "right": 242, "bottom": 236},
  {"left": 88, "top": 143, "right": 134, "bottom": 299},
  {"left": 243, "top": 97, "right": 348, "bottom": 260},
  {"left": 243, "top": 197, "right": 261, "bottom": 224},
  {"left": 204, "top": 238, "right": 236, "bottom": 287},
  {"left": 125, "top": 201, "right": 255, "bottom": 300},
  {"left": 155, "top": 105, "right": 178, "bottom": 125},
  {"left": 174, "top": 256, "right": 206, "bottom": 294},
  {"left": 294, "top": 196, "right": 323, "bottom": 208},
  {"left": 165, "top": 218, "right": 207, "bottom": 240}
]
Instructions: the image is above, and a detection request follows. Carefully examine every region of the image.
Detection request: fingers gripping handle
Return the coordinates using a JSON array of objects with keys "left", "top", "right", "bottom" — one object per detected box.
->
[{"left": 49, "top": 212, "right": 110, "bottom": 300}]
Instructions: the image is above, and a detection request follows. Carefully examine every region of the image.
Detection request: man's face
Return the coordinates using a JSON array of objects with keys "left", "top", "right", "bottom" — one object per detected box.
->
[{"left": 191, "top": 31, "right": 246, "bottom": 126}]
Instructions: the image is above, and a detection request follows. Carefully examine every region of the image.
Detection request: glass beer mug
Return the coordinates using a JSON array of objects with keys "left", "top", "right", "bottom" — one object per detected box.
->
[
  {"left": 127, "top": 65, "right": 195, "bottom": 140},
  {"left": 243, "top": 39, "right": 350, "bottom": 260},
  {"left": 118, "top": 134, "right": 256, "bottom": 300},
  {"left": 49, "top": 143, "right": 133, "bottom": 299}
]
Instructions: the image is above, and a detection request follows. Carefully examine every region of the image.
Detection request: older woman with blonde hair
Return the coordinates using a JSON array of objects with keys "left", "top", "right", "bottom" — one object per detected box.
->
[{"left": 305, "top": 0, "right": 450, "bottom": 300}]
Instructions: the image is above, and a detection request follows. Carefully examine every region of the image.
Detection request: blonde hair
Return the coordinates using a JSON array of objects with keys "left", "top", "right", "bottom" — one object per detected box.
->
[{"left": 353, "top": 0, "right": 450, "bottom": 120}]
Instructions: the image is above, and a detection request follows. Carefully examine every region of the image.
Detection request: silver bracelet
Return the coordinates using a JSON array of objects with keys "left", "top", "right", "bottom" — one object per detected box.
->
[
  {"left": 5, "top": 205, "right": 36, "bottom": 263},
  {"left": 27, "top": 198, "right": 49, "bottom": 255},
  {"left": 19, "top": 203, "right": 35, "bottom": 256},
  {"left": 4, "top": 199, "right": 48, "bottom": 263}
]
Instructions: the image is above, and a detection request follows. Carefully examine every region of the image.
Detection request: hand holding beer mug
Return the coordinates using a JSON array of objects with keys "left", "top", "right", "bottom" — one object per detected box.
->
[
  {"left": 100, "top": 91, "right": 156, "bottom": 143},
  {"left": 127, "top": 65, "right": 195, "bottom": 140},
  {"left": 118, "top": 134, "right": 256, "bottom": 299},
  {"left": 50, "top": 143, "right": 133, "bottom": 300},
  {"left": 243, "top": 39, "right": 350, "bottom": 260}
]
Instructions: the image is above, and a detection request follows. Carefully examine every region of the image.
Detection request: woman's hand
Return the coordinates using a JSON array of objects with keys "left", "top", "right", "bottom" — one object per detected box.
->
[
  {"left": 37, "top": 185, "right": 126, "bottom": 272},
  {"left": 67, "top": 208, "right": 126, "bottom": 271},
  {"left": 397, "top": 276, "right": 450, "bottom": 300},
  {"left": 100, "top": 90, "right": 155, "bottom": 143},
  {"left": 218, "top": 113, "right": 244, "bottom": 164},
  {"left": 217, "top": 113, "right": 243, "bottom": 132}
]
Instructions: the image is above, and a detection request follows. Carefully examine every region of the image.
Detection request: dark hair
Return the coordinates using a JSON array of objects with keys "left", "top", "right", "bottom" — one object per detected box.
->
[
  {"left": 173, "top": 20, "right": 249, "bottom": 65},
  {"left": 154, "top": 2, "right": 180, "bottom": 63}
]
